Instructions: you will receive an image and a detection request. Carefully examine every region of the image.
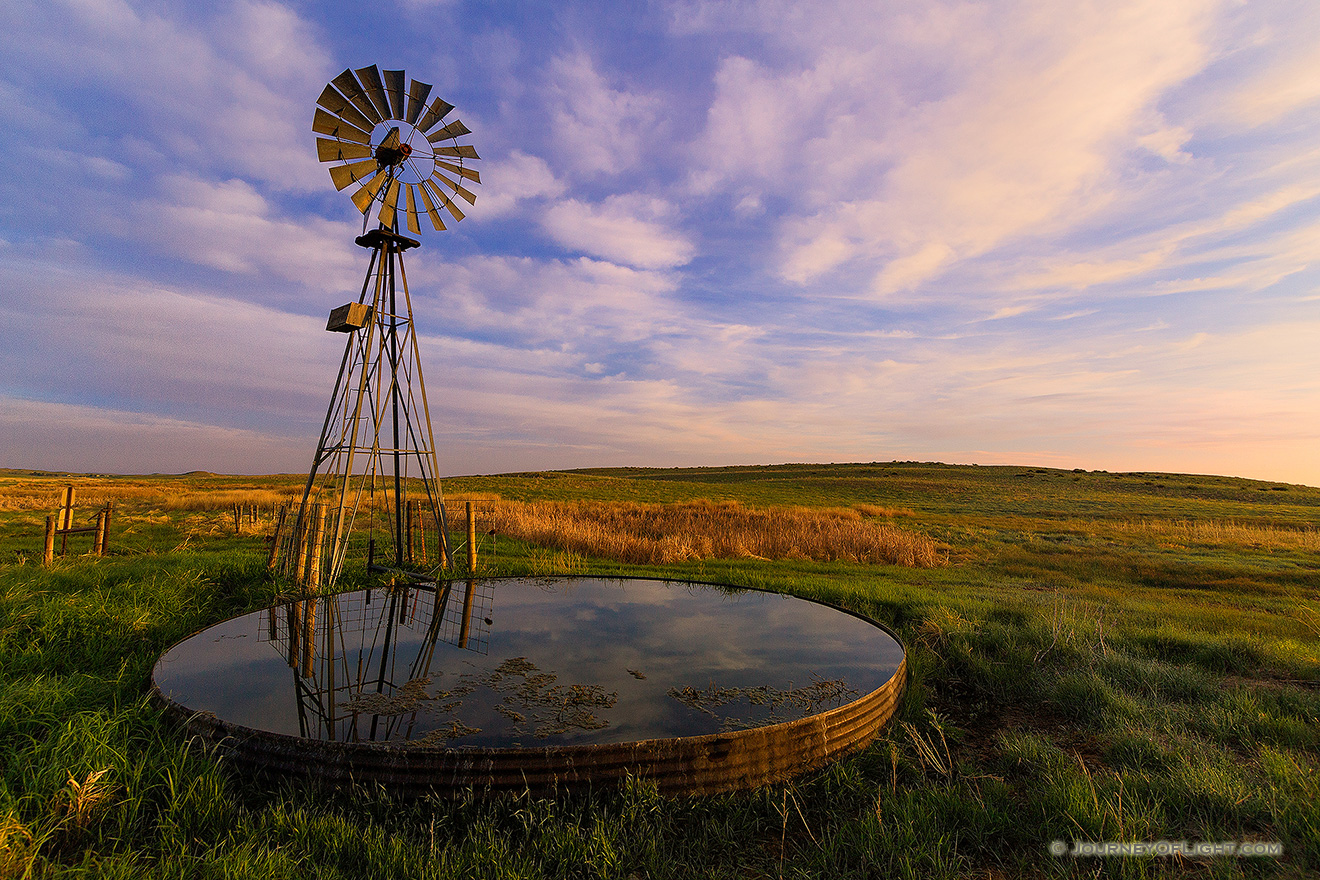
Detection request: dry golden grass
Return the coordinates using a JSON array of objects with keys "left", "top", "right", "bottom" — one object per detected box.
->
[
  {"left": 483, "top": 499, "right": 943, "bottom": 567},
  {"left": 1120, "top": 518, "right": 1320, "bottom": 552},
  {"left": 0, "top": 478, "right": 288, "bottom": 512},
  {"left": 61, "top": 768, "right": 116, "bottom": 829},
  {"left": 853, "top": 503, "right": 914, "bottom": 518},
  {"left": 160, "top": 489, "right": 295, "bottom": 511},
  {"left": 0, "top": 812, "right": 34, "bottom": 879},
  {"left": 443, "top": 492, "right": 503, "bottom": 505}
]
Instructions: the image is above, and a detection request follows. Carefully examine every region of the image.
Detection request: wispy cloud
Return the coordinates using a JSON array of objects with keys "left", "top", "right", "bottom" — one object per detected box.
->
[
  {"left": 546, "top": 51, "right": 663, "bottom": 177},
  {"left": 708, "top": 0, "right": 1219, "bottom": 293},
  {"left": 473, "top": 151, "right": 566, "bottom": 218},
  {"left": 0, "top": 396, "right": 309, "bottom": 474},
  {"left": 540, "top": 194, "right": 695, "bottom": 269},
  {"left": 1, "top": 0, "right": 330, "bottom": 192},
  {"left": 0, "top": 256, "right": 337, "bottom": 428},
  {"left": 125, "top": 174, "right": 361, "bottom": 290}
]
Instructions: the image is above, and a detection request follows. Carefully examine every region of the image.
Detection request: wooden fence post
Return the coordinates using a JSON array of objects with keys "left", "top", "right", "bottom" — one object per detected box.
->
[
  {"left": 418, "top": 507, "right": 428, "bottom": 564},
  {"left": 305, "top": 504, "right": 326, "bottom": 594},
  {"left": 406, "top": 499, "right": 416, "bottom": 565},
  {"left": 267, "top": 505, "right": 288, "bottom": 571},
  {"left": 43, "top": 516, "right": 55, "bottom": 566},
  {"left": 59, "top": 486, "right": 74, "bottom": 555},
  {"left": 93, "top": 508, "right": 107, "bottom": 557},
  {"left": 293, "top": 511, "right": 310, "bottom": 585}
]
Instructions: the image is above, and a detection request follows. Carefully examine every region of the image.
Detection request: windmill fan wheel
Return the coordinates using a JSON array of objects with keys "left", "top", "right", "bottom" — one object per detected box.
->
[{"left": 313, "top": 64, "right": 480, "bottom": 233}]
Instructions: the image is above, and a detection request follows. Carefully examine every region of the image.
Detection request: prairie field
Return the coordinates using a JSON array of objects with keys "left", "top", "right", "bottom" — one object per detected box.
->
[{"left": 0, "top": 461, "right": 1317, "bottom": 879}]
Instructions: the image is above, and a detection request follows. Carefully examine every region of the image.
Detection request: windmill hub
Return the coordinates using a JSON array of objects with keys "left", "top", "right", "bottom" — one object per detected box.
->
[
  {"left": 376, "top": 145, "right": 408, "bottom": 167},
  {"left": 374, "top": 125, "right": 411, "bottom": 169}
]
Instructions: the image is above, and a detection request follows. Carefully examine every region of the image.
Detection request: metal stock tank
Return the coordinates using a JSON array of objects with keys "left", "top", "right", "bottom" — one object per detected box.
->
[{"left": 151, "top": 577, "right": 906, "bottom": 796}]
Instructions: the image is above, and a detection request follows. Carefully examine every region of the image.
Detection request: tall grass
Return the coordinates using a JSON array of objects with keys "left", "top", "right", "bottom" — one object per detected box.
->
[
  {"left": 0, "top": 481, "right": 293, "bottom": 512},
  {"left": 484, "top": 498, "right": 943, "bottom": 567},
  {"left": 1121, "top": 518, "right": 1320, "bottom": 552}
]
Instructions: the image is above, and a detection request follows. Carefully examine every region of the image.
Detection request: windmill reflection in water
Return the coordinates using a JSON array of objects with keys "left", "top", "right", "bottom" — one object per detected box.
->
[{"left": 264, "top": 580, "right": 494, "bottom": 743}]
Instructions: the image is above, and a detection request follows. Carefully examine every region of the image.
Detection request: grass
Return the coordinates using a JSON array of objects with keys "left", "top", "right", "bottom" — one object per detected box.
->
[
  {"left": 483, "top": 498, "right": 943, "bottom": 566},
  {"left": 0, "top": 461, "right": 1318, "bottom": 878}
]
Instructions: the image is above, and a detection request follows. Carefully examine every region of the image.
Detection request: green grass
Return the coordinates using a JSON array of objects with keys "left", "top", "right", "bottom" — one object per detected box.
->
[{"left": 1, "top": 461, "right": 1318, "bottom": 878}]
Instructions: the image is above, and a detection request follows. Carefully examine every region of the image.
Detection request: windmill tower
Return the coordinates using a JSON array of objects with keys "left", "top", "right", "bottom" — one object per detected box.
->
[{"left": 275, "top": 65, "right": 480, "bottom": 593}]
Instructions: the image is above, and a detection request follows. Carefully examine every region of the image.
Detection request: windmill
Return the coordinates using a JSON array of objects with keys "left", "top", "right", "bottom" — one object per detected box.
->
[{"left": 275, "top": 65, "right": 480, "bottom": 594}]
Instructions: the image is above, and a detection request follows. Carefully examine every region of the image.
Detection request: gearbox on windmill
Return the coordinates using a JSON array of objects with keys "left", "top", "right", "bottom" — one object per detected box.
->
[{"left": 326, "top": 302, "right": 373, "bottom": 332}]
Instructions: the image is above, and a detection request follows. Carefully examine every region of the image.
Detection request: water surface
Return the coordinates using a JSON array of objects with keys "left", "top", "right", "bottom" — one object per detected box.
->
[{"left": 152, "top": 577, "right": 904, "bottom": 748}]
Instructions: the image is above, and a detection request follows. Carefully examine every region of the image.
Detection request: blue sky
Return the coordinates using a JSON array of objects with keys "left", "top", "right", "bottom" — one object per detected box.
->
[{"left": 1, "top": 0, "right": 1318, "bottom": 483}]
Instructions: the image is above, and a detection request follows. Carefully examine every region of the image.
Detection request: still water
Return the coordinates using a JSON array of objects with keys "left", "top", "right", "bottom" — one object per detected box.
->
[{"left": 152, "top": 577, "right": 904, "bottom": 748}]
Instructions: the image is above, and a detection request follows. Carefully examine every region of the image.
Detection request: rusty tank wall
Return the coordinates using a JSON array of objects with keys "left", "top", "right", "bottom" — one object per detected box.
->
[{"left": 151, "top": 651, "right": 904, "bottom": 797}]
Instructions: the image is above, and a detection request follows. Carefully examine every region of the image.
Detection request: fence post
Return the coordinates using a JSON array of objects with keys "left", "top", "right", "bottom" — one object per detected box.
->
[
  {"left": 407, "top": 499, "right": 416, "bottom": 565},
  {"left": 43, "top": 516, "right": 55, "bottom": 566},
  {"left": 267, "top": 505, "right": 288, "bottom": 571},
  {"left": 305, "top": 504, "right": 326, "bottom": 594},
  {"left": 418, "top": 507, "right": 428, "bottom": 564},
  {"left": 59, "top": 486, "right": 74, "bottom": 555},
  {"left": 467, "top": 501, "right": 476, "bottom": 575},
  {"left": 293, "top": 510, "right": 310, "bottom": 585},
  {"left": 94, "top": 508, "right": 107, "bottom": 557},
  {"left": 59, "top": 486, "right": 74, "bottom": 528},
  {"left": 103, "top": 503, "right": 113, "bottom": 556}
]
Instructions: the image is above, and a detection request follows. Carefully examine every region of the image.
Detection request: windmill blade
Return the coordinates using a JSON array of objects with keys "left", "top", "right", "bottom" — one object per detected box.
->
[
  {"left": 354, "top": 65, "right": 392, "bottom": 122},
  {"left": 432, "top": 169, "right": 478, "bottom": 205},
  {"left": 435, "top": 159, "right": 481, "bottom": 184},
  {"left": 404, "top": 184, "right": 422, "bottom": 235},
  {"left": 405, "top": 79, "right": 432, "bottom": 125},
  {"left": 316, "top": 84, "right": 375, "bottom": 132},
  {"left": 415, "top": 96, "right": 455, "bottom": 134},
  {"left": 423, "top": 178, "right": 465, "bottom": 222},
  {"left": 383, "top": 69, "right": 406, "bottom": 120},
  {"left": 313, "top": 109, "right": 372, "bottom": 145},
  {"left": 425, "top": 119, "right": 471, "bottom": 143},
  {"left": 350, "top": 168, "right": 389, "bottom": 214},
  {"left": 378, "top": 178, "right": 402, "bottom": 227},
  {"left": 329, "top": 158, "right": 378, "bottom": 191},
  {"left": 331, "top": 69, "right": 382, "bottom": 125},
  {"left": 416, "top": 179, "right": 447, "bottom": 231},
  {"left": 317, "top": 137, "right": 373, "bottom": 163},
  {"left": 433, "top": 144, "right": 481, "bottom": 160}
]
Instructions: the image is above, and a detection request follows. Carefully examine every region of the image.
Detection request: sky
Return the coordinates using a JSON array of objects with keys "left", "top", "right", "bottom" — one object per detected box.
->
[{"left": 1, "top": 0, "right": 1318, "bottom": 484}]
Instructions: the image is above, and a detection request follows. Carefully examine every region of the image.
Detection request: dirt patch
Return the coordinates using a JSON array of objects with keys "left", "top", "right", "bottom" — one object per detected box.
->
[{"left": 932, "top": 687, "right": 1106, "bottom": 772}]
